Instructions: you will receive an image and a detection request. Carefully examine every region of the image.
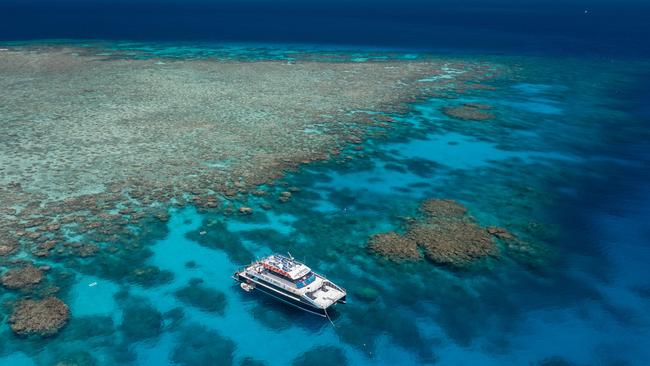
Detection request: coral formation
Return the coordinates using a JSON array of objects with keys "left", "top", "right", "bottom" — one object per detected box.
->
[
  {"left": 127, "top": 266, "right": 174, "bottom": 287},
  {"left": 0, "top": 228, "right": 18, "bottom": 255},
  {"left": 54, "top": 351, "right": 98, "bottom": 366},
  {"left": 486, "top": 226, "right": 516, "bottom": 241},
  {"left": 407, "top": 220, "right": 496, "bottom": 266},
  {"left": 120, "top": 301, "right": 163, "bottom": 342},
  {"left": 172, "top": 324, "right": 235, "bottom": 366},
  {"left": 367, "top": 232, "right": 421, "bottom": 261},
  {"left": 353, "top": 286, "right": 381, "bottom": 302},
  {"left": 442, "top": 103, "right": 495, "bottom": 121},
  {"left": 1, "top": 263, "right": 43, "bottom": 289},
  {"left": 238, "top": 206, "right": 253, "bottom": 215},
  {"left": 186, "top": 220, "right": 255, "bottom": 264},
  {"left": 278, "top": 191, "right": 292, "bottom": 203},
  {"left": 251, "top": 304, "right": 292, "bottom": 331},
  {"left": 419, "top": 199, "right": 467, "bottom": 219},
  {"left": 368, "top": 199, "right": 499, "bottom": 266},
  {"left": 174, "top": 278, "right": 227, "bottom": 314},
  {"left": 240, "top": 357, "right": 268, "bottom": 366},
  {"left": 292, "top": 345, "right": 348, "bottom": 366},
  {"left": 0, "top": 241, "right": 17, "bottom": 256},
  {"left": 9, "top": 297, "right": 69, "bottom": 336}
]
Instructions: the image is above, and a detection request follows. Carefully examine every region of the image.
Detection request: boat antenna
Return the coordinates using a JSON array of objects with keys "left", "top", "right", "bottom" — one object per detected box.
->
[{"left": 287, "top": 252, "right": 294, "bottom": 259}]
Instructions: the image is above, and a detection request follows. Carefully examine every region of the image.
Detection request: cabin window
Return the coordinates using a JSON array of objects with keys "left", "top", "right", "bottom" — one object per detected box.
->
[{"left": 294, "top": 272, "right": 316, "bottom": 288}]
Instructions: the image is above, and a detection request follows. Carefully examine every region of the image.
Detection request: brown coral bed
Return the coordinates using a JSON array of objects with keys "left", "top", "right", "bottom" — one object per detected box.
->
[
  {"left": 1, "top": 264, "right": 43, "bottom": 289},
  {"left": 442, "top": 103, "right": 495, "bottom": 121},
  {"left": 9, "top": 297, "right": 70, "bottom": 336},
  {"left": 407, "top": 220, "right": 497, "bottom": 266},
  {"left": 367, "top": 232, "right": 422, "bottom": 261},
  {"left": 367, "top": 199, "right": 502, "bottom": 266}
]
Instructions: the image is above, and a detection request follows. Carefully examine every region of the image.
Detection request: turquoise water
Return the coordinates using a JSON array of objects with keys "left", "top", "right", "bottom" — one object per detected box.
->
[
  {"left": 1, "top": 40, "right": 424, "bottom": 62},
  {"left": 1, "top": 45, "right": 649, "bottom": 365}
]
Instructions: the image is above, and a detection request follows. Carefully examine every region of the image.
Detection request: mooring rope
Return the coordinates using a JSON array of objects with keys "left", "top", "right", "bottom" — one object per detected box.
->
[{"left": 324, "top": 308, "right": 336, "bottom": 328}]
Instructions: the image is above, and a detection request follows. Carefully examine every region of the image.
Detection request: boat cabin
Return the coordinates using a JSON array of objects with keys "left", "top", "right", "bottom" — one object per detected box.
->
[{"left": 261, "top": 255, "right": 317, "bottom": 289}]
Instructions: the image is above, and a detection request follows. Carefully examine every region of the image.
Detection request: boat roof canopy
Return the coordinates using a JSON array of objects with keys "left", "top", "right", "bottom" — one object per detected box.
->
[{"left": 261, "top": 254, "right": 311, "bottom": 280}]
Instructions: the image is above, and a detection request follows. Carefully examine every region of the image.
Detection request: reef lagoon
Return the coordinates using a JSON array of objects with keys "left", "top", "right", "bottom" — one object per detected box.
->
[{"left": 0, "top": 40, "right": 649, "bottom": 366}]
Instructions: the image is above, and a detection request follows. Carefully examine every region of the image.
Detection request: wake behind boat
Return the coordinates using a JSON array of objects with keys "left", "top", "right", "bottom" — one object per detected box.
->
[{"left": 233, "top": 254, "right": 346, "bottom": 317}]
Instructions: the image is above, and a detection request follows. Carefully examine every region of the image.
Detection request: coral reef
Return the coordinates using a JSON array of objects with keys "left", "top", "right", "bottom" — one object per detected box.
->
[
  {"left": 353, "top": 286, "right": 381, "bottom": 302},
  {"left": 411, "top": 199, "right": 498, "bottom": 266},
  {"left": 292, "top": 345, "right": 347, "bottom": 366},
  {"left": 174, "top": 278, "right": 227, "bottom": 314},
  {"left": 368, "top": 199, "right": 498, "bottom": 266},
  {"left": 0, "top": 243, "right": 16, "bottom": 255},
  {"left": 251, "top": 304, "right": 292, "bottom": 331},
  {"left": 238, "top": 206, "right": 253, "bottom": 215},
  {"left": 127, "top": 265, "right": 174, "bottom": 287},
  {"left": 239, "top": 357, "right": 268, "bottom": 366},
  {"left": 1, "top": 264, "right": 43, "bottom": 289},
  {"left": 120, "top": 300, "right": 163, "bottom": 342},
  {"left": 54, "top": 351, "right": 98, "bottom": 366},
  {"left": 535, "top": 356, "right": 577, "bottom": 366},
  {"left": 9, "top": 297, "right": 69, "bottom": 336},
  {"left": 419, "top": 199, "right": 468, "bottom": 219},
  {"left": 367, "top": 232, "right": 421, "bottom": 261},
  {"left": 172, "top": 324, "right": 235, "bottom": 366},
  {"left": 278, "top": 191, "right": 292, "bottom": 203},
  {"left": 442, "top": 103, "right": 495, "bottom": 121},
  {"left": 486, "top": 226, "right": 516, "bottom": 241},
  {"left": 186, "top": 220, "right": 255, "bottom": 264},
  {"left": 407, "top": 220, "right": 496, "bottom": 266}
]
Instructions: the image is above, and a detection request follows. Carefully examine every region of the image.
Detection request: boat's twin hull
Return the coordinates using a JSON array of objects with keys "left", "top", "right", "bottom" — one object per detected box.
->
[{"left": 234, "top": 272, "right": 344, "bottom": 317}]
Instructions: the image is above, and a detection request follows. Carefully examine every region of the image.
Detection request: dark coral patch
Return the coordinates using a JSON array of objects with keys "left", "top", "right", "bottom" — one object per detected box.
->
[
  {"left": 120, "top": 301, "right": 163, "bottom": 342},
  {"left": 486, "top": 226, "right": 517, "bottom": 241},
  {"left": 186, "top": 219, "right": 254, "bottom": 264},
  {"left": 64, "top": 315, "right": 115, "bottom": 340},
  {"left": 535, "top": 356, "right": 577, "bottom": 366},
  {"left": 172, "top": 324, "right": 235, "bottom": 366},
  {"left": 292, "top": 345, "right": 347, "bottom": 366},
  {"left": 127, "top": 266, "right": 174, "bottom": 287},
  {"left": 442, "top": 103, "right": 495, "bottom": 121},
  {"left": 239, "top": 357, "right": 267, "bottom": 366},
  {"left": 250, "top": 303, "right": 291, "bottom": 331},
  {"left": 174, "top": 279, "right": 227, "bottom": 315},
  {"left": 54, "top": 351, "right": 98, "bottom": 366}
]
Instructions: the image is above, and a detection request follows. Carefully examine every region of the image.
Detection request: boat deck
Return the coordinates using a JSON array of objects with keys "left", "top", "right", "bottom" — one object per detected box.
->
[{"left": 306, "top": 283, "right": 346, "bottom": 308}]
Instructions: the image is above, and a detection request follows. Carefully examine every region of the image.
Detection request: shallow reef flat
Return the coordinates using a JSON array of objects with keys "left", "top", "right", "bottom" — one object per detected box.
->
[
  {"left": 0, "top": 47, "right": 499, "bottom": 200},
  {"left": 0, "top": 47, "right": 502, "bottom": 243}
]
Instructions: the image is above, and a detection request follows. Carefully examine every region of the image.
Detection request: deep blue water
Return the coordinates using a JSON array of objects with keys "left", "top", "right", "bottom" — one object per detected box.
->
[
  {"left": 1, "top": 0, "right": 650, "bottom": 57},
  {"left": 1, "top": 2, "right": 650, "bottom": 366}
]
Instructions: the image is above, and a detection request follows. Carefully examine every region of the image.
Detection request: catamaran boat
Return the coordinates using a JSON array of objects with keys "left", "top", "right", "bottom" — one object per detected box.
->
[{"left": 233, "top": 254, "right": 346, "bottom": 317}]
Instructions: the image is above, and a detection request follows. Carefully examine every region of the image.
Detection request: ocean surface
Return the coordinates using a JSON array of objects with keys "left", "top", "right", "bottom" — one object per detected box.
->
[
  {"left": 2, "top": 0, "right": 650, "bottom": 57},
  {"left": 1, "top": 1, "right": 650, "bottom": 366}
]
